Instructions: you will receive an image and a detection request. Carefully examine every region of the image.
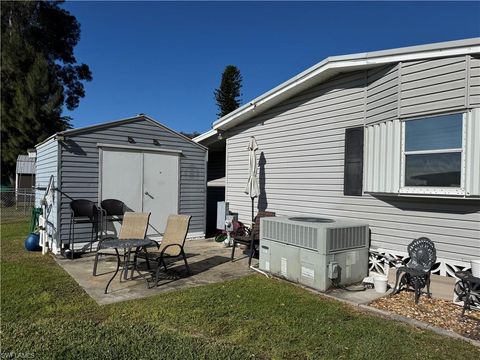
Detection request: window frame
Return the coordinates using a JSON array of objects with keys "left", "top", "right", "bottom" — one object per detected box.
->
[{"left": 399, "top": 112, "right": 467, "bottom": 196}]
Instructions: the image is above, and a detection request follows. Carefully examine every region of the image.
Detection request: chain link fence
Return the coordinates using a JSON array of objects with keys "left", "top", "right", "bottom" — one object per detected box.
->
[{"left": 0, "top": 188, "right": 36, "bottom": 224}]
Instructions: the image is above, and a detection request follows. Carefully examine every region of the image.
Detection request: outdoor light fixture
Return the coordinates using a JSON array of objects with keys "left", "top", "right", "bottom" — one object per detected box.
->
[
  {"left": 153, "top": 139, "right": 160, "bottom": 146},
  {"left": 217, "top": 131, "right": 223, "bottom": 140},
  {"left": 55, "top": 135, "right": 65, "bottom": 142},
  {"left": 127, "top": 136, "right": 135, "bottom": 143}
]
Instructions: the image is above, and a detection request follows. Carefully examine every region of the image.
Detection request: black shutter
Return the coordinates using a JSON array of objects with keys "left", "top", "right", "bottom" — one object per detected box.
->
[{"left": 344, "top": 127, "right": 364, "bottom": 196}]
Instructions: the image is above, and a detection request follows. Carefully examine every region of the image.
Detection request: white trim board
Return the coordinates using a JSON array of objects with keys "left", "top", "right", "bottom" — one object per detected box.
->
[{"left": 97, "top": 143, "right": 183, "bottom": 155}]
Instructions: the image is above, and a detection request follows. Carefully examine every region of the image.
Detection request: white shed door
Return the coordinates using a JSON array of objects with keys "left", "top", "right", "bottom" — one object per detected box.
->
[
  {"left": 100, "top": 148, "right": 179, "bottom": 236},
  {"left": 143, "top": 152, "right": 179, "bottom": 234},
  {"left": 101, "top": 149, "right": 143, "bottom": 212}
]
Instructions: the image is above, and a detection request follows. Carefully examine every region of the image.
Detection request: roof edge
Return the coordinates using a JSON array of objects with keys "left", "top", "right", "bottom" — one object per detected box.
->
[
  {"left": 193, "top": 129, "right": 217, "bottom": 143},
  {"left": 35, "top": 114, "right": 207, "bottom": 151},
  {"left": 211, "top": 37, "right": 480, "bottom": 133}
]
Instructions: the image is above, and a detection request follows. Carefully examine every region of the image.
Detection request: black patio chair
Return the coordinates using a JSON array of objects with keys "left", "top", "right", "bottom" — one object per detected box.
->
[
  {"left": 392, "top": 237, "right": 437, "bottom": 304},
  {"left": 68, "top": 199, "right": 101, "bottom": 259},
  {"left": 231, "top": 211, "right": 275, "bottom": 267},
  {"left": 100, "top": 199, "right": 126, "bottom": 222}
]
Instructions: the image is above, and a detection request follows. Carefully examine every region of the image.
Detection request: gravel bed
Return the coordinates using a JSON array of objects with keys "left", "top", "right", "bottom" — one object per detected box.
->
[{"left": 370, "top": 291, "right": 480, "bottom": 341}]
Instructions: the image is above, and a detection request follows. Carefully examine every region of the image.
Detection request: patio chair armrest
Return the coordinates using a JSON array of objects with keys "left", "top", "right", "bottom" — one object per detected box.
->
[{"left": 158, "top": 243, "right": 183, "bottom": 257}]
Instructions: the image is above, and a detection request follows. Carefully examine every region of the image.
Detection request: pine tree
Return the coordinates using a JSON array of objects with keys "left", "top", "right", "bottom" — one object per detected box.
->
[
  {"left": 1, "top": 1, "right": 92, "bottom": 183},
  {"left": 214, "top": 65, "right": 242, "bottom": 118}
]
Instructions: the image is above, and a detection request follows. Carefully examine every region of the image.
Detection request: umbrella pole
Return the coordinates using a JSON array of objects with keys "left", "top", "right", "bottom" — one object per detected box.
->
[{"left": 251, "top": 197, "right": 255, "bottom": 225}]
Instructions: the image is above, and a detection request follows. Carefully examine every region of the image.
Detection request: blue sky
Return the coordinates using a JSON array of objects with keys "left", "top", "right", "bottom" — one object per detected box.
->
[{"left": 62, "top": 1, "right": 480, "bottom": 134}]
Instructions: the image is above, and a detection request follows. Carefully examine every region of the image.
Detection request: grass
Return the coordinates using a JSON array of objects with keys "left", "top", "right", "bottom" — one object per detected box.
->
[{"left": 1, "top": 221, "right": 479, "bottom": 359}]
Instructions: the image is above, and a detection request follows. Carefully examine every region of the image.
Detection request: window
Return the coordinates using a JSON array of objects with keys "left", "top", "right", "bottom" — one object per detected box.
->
[
  {"left": 401, "top": 113, "right": 464, "bottom": 194},
  {"left": 344, "top": 127, "right": 364, "bottom": 196}
]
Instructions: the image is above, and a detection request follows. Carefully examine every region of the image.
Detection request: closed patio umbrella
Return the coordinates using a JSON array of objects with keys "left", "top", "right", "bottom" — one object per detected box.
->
[{"left": 244, "top": 136, "right": 260, "bottom": 224}]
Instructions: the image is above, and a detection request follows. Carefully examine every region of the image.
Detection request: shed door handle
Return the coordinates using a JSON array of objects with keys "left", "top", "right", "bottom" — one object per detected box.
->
[{"left": 144, "top": 191, "right": 153, "bottom": 199}]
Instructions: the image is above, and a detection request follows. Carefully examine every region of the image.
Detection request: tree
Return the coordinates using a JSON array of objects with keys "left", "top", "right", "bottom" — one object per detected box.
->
[
  {"left": 180, "top": 131, "right": 201, "bottom": 139},
  {"left": 1, "top": 1, "right": 92, "bottom": 183},
  {"left": 214, "top": 65, "right": 242, "bottom": 118}
]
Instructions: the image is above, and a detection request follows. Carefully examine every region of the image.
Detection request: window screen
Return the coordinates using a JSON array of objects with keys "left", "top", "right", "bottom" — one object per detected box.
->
[{"left": 404, "top": 113, "right": 463, "bottom": 187}]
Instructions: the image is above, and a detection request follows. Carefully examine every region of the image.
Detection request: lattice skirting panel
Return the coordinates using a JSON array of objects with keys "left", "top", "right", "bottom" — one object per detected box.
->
[{"left": 369, "top": 248, "right": 472, "bottom": 278}]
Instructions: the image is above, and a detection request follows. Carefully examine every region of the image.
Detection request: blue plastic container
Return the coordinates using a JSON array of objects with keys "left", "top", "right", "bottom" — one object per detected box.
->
[{"left": 25, "top": 233, "right": 41, "bottom": 251}]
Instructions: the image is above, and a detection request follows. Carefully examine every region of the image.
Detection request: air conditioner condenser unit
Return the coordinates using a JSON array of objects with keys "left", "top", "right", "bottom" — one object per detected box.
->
[{"left": 259, "top": 216, "right": 369, "bottom": 291}]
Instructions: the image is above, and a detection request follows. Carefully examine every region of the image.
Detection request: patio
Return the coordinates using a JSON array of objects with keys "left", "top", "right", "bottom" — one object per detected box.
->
[{"left": 55, "top": 238, "right": 254, "bottom": 305}]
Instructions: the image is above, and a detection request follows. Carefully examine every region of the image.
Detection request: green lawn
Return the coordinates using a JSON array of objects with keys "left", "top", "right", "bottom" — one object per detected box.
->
[{"left": 1, "top": 221, "right": 478, "bottom": 359}]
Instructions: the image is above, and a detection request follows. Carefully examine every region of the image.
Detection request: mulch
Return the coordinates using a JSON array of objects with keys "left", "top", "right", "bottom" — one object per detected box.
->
[{"left": 370, "top": 291, "right": 480, "bottom": 341}]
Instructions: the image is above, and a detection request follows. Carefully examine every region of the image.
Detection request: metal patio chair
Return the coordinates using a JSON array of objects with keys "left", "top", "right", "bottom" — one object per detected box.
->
[
  {"left": 100, "top": 199, "right": 126, "bottom": 236},
  {"left": 138, "top": 214, "right": 192, "bottom": 286},
  {"left": 68, "top": 199, "right": 101, "bottom": 259},
  {"left": 392, "top": 237, "right": 437, "bottom": 304},
  {"left": 93, "top": 212, "right": 151, "bottom": 276},
  {"left": 100, "top": 199, "right": 126, "bottom": 222},
  {"left": 231, "top": 211, "right": 276, "bottom": 267}
]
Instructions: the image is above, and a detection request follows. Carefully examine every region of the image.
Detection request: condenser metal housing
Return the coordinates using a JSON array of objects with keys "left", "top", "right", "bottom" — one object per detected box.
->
[{"left": 259, "top": 216, "right": 369, "bottom": 291}]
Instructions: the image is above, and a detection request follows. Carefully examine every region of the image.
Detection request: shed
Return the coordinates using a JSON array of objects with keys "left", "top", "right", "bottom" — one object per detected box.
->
[
  {"left": 35, "top": 115, "right": 207, "bottom": 255},
  {"left": 195, "top": 38, "right": 480, "bottom": 277},
  {"left": 16, "top": 153, "right": 36, "bottom": 190}
]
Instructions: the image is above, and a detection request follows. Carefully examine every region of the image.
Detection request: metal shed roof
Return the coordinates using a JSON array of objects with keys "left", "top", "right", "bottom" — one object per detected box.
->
[
  {"left": 16, "top": 155, "right": 36, "bottom": 174},
  {"left": 35, "top": 114, "right": 207, "bottom": 151}
]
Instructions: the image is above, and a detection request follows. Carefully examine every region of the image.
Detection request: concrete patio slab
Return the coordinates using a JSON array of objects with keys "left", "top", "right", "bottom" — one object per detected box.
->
[{"left": 55, "top": 238, "right": 254, "bottom": 305}]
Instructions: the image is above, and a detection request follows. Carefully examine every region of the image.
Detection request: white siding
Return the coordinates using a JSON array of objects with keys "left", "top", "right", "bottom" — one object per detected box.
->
[
  {"left": 465, "top": 108, "right": 480, "bottom": 196},
  {"left": 364, "top": 120, "right": 401, "bottom": 193},
  {"left": 470, "top": 55, "right": 480, "bottom": 106},
  {"left": 225, "top": 59, "right": 480, "bottom": 266}
]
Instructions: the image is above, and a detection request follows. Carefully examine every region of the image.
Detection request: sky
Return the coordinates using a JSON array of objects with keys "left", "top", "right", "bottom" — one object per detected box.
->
[{"left": 62, "top": 1, "right": 480, "bottom": 134}]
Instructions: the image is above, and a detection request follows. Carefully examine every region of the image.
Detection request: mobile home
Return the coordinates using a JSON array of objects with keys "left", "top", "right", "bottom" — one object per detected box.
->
[{"left": 195, "top": 38, "right": 480, "bottom": 277}]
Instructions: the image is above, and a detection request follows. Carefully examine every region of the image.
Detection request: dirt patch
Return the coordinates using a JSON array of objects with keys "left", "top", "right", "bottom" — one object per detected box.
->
[{"left": 370, "top": 291, "right": 480, "bottom": 341}]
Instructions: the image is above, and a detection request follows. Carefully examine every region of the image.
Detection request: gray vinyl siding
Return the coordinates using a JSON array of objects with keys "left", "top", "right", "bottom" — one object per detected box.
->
[
  {"left": 400, "top": 56, "right": 467, "bottom": 117},
  {"left": 225, "top": 56, "right": 480, "bottom": 265},
  {"left": 470, "top": 55, "right": 480, "bottom": 106},
  {"left": 365, "top": 64, "right": 399, "bottom": 125},
  {"left": 35, "top": 138, "right": 58, "bottom": 233},
  {"left": 58, "top": 118, "right": 206, "bottom": 246}
]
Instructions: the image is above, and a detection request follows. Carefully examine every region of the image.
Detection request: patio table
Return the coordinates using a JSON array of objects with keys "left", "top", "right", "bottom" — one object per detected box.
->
[
  {"left": 454, "top": 270, "right": 480, "bottom": 316},
  {"left": 100, "top": 238, "right": 153, "bottom": 294}
]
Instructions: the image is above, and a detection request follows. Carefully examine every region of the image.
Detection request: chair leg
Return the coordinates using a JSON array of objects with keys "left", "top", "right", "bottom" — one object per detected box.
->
[
  {"left": 93, "top": 252, "right": 100, "bottom": 276},
  {"left": 248, "top": 243, "right": 254, "bottom": 267},
  {"left": 392, "top": 269, "right": 403, "bottom": 294},
  {"left": 90, "top": 224, "right": 94, "bottom": 253},
  {"left": 181, "top": 249, "right": 191, "bottom": 275},
  {"left": 414, "top": 283, "right": 421, "bottom": 304},
  {"left": 426, "top": 274, "right": 432, "bottom": 298},
  {"left": 143, "top": 247, "right": 151, "bottom": 270},
  {"left": 68, "top": 218, "right": 72, "bottom": 259},
  {"left": 231, "top": 241, "right": 236, "bottom": 261},
  {"left": 71, "top": 222, "right": 75, "bottom": 260},
  {"left": 131, "top": 252, "right": 137, "bottom": 279},
  {"left": 248, "top": 237, "right": 258, "bottom": 267}
]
